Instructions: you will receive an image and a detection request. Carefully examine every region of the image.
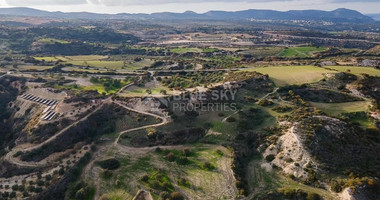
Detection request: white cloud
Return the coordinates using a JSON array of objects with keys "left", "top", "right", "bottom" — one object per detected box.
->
[
  {"left": 5, "top": 0, "right": 87, "bottom": 6},
  {"left": 3, "top": 0, "right": 378, "bottom": 7}
]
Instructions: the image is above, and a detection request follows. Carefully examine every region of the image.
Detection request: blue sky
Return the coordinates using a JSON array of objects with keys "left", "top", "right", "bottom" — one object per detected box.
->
[{"left": 1, "top": 0, "right": 379, "bottom": 14}]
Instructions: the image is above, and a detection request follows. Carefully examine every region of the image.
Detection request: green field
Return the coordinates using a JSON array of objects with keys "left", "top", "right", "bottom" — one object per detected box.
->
[
  {"left": 38, "top": 38, "right": 70, "bottom": 44},
  {"left": 244, "top": 65, "right": 335, "bottom": 86},
  {"left": 35, "top": 55, "right": 153, "bottom": 71},
  {"left": 170, "top": 47, "right": 218, "bottom": 54},
  {"left": 278, "top": 46, "right": 327, "bottom": 58},
  {"left": 324, "top": 66, "right": 380, "bottom": 77},
  {"left": 8, "top": 65, "right": 54, "bottom": 71},
  {"left": 65, "top": 55, "right": 108, "bottom": 61},
  {"left": 238, "top": 47, "right": 284, "bottom": 57},
  {"left": 34, "top": 56, "right": 67, "bottom": 62},
  {"left": 56, "top": 80, "right": 130, "bottom": 94},
  {"left": 122, "top": 85, "right": 172, "bottom": 97},
  {"left": 310, "top": 101, "right": 371, "bottom": 116}
]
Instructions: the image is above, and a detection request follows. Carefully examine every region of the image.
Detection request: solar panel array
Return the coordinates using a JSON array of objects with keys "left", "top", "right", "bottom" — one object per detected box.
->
[{"left": 21, "top": 94, "right": 58, "bottom": 121}]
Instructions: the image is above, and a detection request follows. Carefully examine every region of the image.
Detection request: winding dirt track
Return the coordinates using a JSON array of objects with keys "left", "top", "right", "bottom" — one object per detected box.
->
[
  {"left": 113, "top": 101, "right": 169, "bottom": 145},
  {"left": 3, "top": 98, "right": 110, "bottom": 167}
]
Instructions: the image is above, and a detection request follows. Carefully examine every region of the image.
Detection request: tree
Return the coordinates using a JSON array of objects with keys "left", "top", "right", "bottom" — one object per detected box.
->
[
  {"left": 182, "top": 148, "right": 190, "bottom": 157},
  {"left": 167, "top": 152, "right": 175, "bottom": 161},
  {"left": 160, "top": 89, "right": 167, "bottom": 95}
]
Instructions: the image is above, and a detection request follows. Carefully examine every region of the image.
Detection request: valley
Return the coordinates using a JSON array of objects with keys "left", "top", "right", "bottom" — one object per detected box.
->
[{"left": 0, "top": 6, "right": 379, "bottom": 200}]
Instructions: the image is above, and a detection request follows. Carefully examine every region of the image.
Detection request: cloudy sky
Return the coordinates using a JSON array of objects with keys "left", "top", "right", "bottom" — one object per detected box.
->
[{"left": 0, "top": 0, "right": 379, "bottom": 14}]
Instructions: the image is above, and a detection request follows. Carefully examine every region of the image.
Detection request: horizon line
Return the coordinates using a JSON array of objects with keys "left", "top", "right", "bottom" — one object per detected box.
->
[{"left": 0, "top": 6, "right": 377, "bottom": 15}]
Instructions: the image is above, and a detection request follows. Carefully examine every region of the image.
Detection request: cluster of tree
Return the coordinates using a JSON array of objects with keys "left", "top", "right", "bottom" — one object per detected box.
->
[
  {"left": 29, "top": 27, "right": 139, "bottom": 44},
  {"left": 160, "top": 72, "right": 223, "bottom": 89},
  {"left": 90, "top": 77, "right": 123, "bottom": 91}
]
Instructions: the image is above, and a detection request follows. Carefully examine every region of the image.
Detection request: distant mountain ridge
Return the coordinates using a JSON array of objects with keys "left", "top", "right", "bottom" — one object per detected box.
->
[
  {"left": 0, "top": 7, "right": 375, "bottom": 23},
  {"left": 367, "top": 14, "right": 380, "bottom": 21}
]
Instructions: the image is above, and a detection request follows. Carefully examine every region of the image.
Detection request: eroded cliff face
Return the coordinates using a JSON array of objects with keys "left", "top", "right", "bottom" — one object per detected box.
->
[
  {"left": 261, "top": 115, "right": 380, "bottom": 199},
  {"left": 0, "top": 76, "right": 27, "bottom": 151},
  {"left": 263, "top": 125, "right": 314, "bottom": 179}
]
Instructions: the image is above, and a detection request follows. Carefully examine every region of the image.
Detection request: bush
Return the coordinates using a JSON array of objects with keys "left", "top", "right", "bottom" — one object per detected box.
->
[
  {"left": 167, "top": 152, "right": 175, "bottom": 161},
  {"left": 306, "top": 192, "right": 320, "bottom": 200},
  {"left": 216, "top": 149, "right": 224, "bottom": 156},
  {"left": 140, "top": 174, "right": 149, "bottom": 182},
  {"left": 258, "top": 99, "right": 274, "bottom": 107},
  {"left": 98, "top": 158, "right": 120, "bottom": 170},
  {"left": 226, "top": 117, "right": 236, "bottom": 122},
  {"left": 170, "top": 192, "right": 184, "bottom": 200},
  {"left": 177, "top": 157, "right": 189, "bottom": 165},
  {"left": 265, "top": 154, "right": 275, "bottom": 162},
  {"left": 101, "top": 169, "right": 113, "bottom": 179},
  {"left": 159, "top": 191, "right": 170, "bottom": 200},
  {"left": 330, "top": 180, "right": 343, "bottom": 193},
  {"left": 203, "top": 162, "right": 215, "bottom": 170},
  {"left": 182, "top": 148, "right": 190, "bottom": 157}
]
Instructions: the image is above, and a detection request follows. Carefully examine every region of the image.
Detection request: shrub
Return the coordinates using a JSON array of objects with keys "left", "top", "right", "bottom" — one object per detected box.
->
[
  {"left": 265, "top": 154, "right": 275, "bottom": 162},
  {"left": 226, "top": 117, "right": 236, "bottom": 122},
  {"left": 140, "top": 174, "right": 149, "bottom": 182},
  {"left": 203, "top": 162, "right": 215, "bottom": 170},
  {"left": 330, "top": 180, "right": 343, "bottom": 193},
  {"left": 306, "top": 192, "right": 320, "bottom": 200},
  {"left": 258, "top": 99, "right": 274, "bottom": 107},
  {"left": 285, "top": 157, "right": 293, "bottom": 163},
  {"left": 10, "top": 192, "right": 16, "bottom": 198},
  {"left": 177, "top": 157, "right": 189, "bottom": 165},
  {"left": 178, "top": 178, "right": 190, "bottom": 187},
  {"left": 170, "top": 192, "right": 184, "bottom": 200},
  {"left": 59, "top": 168, "right": 65, "bottom": 175},
  {"left": 159, "top": 191, "right": 170, "bottom": 200},
  {"left": 98, "top": 158, "right": 120, "bottom": 170},
  {"left": 167, "top": 152, "right": 175, "bottom": 161},
  {"left": 101, "top": 169, "right": 113, "bottom": 179},
  {"left": 155, "top": 147, "right": 162, "bottom": 153},
  {"left": 28, "top": 186, "right": 35, "bottom": 192},
  {"left": 182, "top": 148, "right": 190, "bottom": 157},
  {"left": 216, "top": 149, "right": 224, "bottom": 156}
]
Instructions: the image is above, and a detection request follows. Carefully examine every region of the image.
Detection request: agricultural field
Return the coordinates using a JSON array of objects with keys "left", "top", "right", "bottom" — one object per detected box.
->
[
  {"left": 34, "top": 55, "right": 153, "bottom": 71},
  {"left": 170, "top": 47, "right": 218, "bottom": 54},
  {"left": 324, "top": 66, "right": 380, "bottom": 77},
  {"left": 309, "top": 101, "right": 371, "bottom": 116},
  {"left": 237, "top": 47, "right": 284, "bottom": 58},
  {"left": 278, "top": 46, "right": 328, "bottom": 58},
  {"left": 244, "top": 65, "right": 335, "bottom": 86},
  {"left": 38, "top": 38, "right": 70, "bottom": 44},
  {"left": 5, "top": 65, "right": 54, "bottom": 71}
]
